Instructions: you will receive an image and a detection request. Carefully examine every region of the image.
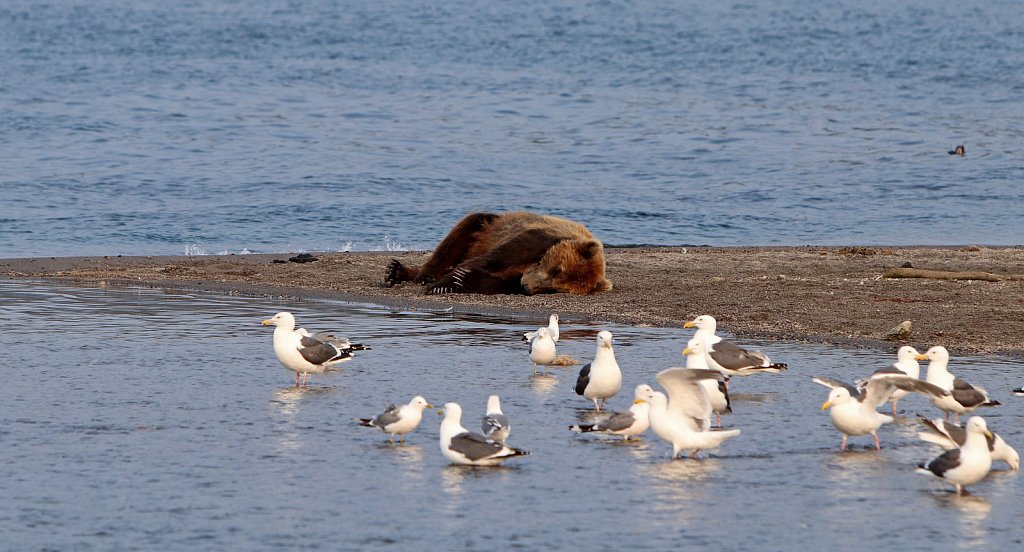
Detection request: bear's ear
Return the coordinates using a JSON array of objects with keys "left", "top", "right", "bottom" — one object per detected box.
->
[{"left": 577, "top": 240, "right": 602, "bottom": 260}]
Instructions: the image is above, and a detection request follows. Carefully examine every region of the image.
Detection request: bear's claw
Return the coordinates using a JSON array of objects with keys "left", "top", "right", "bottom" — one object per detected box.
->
[{"left": 384, "top": 259, "right": 404, "bottom": 287}]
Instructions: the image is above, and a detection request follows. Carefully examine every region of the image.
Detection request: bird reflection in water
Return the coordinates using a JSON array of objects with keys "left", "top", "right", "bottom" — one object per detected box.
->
[{"left": 529, "top": 373, "right": 558, "bottom": 396}]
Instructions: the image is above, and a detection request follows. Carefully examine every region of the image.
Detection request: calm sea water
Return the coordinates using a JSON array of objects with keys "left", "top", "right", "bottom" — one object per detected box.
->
[
  {"left": 2, "top": 0, "right": 1023, "bottom": 258},
  {"left": 0, "top": 281, "right": 1021, "bottom": 549}
]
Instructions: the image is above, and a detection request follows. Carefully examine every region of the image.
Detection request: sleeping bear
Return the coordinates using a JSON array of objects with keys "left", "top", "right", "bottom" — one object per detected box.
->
[{"left": 384, "top": 211, "right": 613, "bottom": 295}]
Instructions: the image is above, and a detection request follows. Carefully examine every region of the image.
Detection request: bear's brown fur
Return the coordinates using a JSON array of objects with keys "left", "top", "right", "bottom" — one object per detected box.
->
[{"left": 384, "top": 211, "right": 613, "bottom": 295}]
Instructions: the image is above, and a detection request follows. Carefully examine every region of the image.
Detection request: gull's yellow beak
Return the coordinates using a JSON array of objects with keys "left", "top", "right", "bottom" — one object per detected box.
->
[
  {"left": 821, "top": 401, "right": 833, "bottom": 411},
  {"left": 436, "top": 408, "right": 445, "bottom": 416},
  {"left": 633, "top": 399, "right": 646, "bottom": 405},
  {"left": 915, "top": 353, "right": 928, "bottom": 361},
  {"left": 683, "top": 321, "right": 697, "bottom": 329},
  {"left": 261, "top": 319, "right": 273, "bottom": 326},
  {"left": 985, "top": 430, "right": 994, "bottom": 439},
  {"left": 425, "top": 404, "right": 434, "bottom": 410},
  {"left": 682, "top": 347, "right": 693, "bottom": 356}
]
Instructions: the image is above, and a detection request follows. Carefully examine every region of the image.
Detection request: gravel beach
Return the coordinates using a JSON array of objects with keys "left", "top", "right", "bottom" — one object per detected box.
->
[{"left": 3, "top": 246, "right": 1023, "bottom": 357}]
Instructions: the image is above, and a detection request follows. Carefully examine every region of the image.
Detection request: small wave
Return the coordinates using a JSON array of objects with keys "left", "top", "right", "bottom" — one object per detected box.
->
[{"left": 184, "top": 243, "right": 209, "bottom": 256}]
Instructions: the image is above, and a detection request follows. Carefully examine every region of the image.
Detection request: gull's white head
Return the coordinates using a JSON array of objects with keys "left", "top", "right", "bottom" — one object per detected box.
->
[
  {"left": 597, "top": 330, "right": 613, "bottom": 348},
  {"left": 549, "top": 314, "right": 559, "bottom": 324},
  {"left": 634, "top": 384, "right": 654, "bottom": 400},
  {"left": 683, "top": 315, "right": 717, "bottom": 331},
  {"left": 535, "top": 327, "right": 550, "bottom": 340},
  {"left": 995, "top": 440, "right": 1019, "bottom": 471},
  {"left": 896, "top": 345, "right": 920, "bottom": 363},
  {"left": 442, "top": 402, "right": 463, "bottom": 422},
  {"left": 410, "top": 396, "right": 433, "bottom": 410},
  {"left": 916, "top": 346, "right": 949, "bottom": 365},
  {"left": 821, "top": 387, "right": 852, "bottom": 411},
  {"left": 486, "top": 395, "right": 502, "bottom": 413},
  {"left": 262, "top": 311, "right": 296, "bottom": 329},
  {"left": 682, "top": 338, "right": 706, "bottom": 357},
  {"left": 965, "top": 416, "right": 993, "bottom": 439}
]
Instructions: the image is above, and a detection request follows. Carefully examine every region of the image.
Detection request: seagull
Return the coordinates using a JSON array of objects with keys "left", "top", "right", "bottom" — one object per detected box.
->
[
  {"left": 529, "top": 327, "right": 557, "bottom": 374},
  {"left": 917, "top": 415, "right": 1020, "bottom": 471},
  {"left": 481, "top": 395, "right": 511, "bottom": 443},
  {"left": 523, "top": 314, "right": 559, "bottom": 343},
  {"left": 574, "top": 331, "right": 622, "bottom": 411},
  {"left": 438, "top": 403, "right": 529, "bottom": 466},
  {"left": 262, "top": 312, "right": 369, "bottom": 386},
  {"left": 682, "top": 339, "right": 731, "bottom": 427},
  {"left": 815, "top": 373, "right": 949, "bottom": 450},
  {"left": 684, "top": 315, "right": 787, "bottom": 383},
  {"left": 918, "top": 346, "right": 1000, "bottom": 424},
  {"left": 570, "top": 385, "right": 652, "bottom": 440},
  {"left": 642, "top": 368, "right": 741, "bottom": 459},
  {"left": 1014, "top": 387, "right": 1024, "bottom": 396},
  {"left": 878, "top": 346, "right": 921, "bottom": 416},
  {"left": 917, "top": 416, "right": 993, "bottom": 495},
  {"left": 356, "top": 396, "right": 433, "bottom": 444}
]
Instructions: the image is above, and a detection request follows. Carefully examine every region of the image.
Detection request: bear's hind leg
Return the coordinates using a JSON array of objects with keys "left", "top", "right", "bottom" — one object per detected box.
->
[{"left": 415, "top": 212, "right": 497, "bottom": 284}]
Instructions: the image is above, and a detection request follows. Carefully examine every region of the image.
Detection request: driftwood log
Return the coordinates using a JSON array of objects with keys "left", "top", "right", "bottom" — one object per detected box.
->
[{"left": 884, "top": 267, "right": 1024, "bottom": 282}]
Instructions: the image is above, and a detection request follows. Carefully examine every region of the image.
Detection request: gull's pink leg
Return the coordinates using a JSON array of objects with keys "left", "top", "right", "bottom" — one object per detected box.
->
[
  {"left": 873, "top": 432, "right": 881, "bottom": 450},
  {"left": 841, "top": 434, "right": 848, "bottom": 450},
  {"left": 295, "top": 372, "right": 301, "bottom": 386}
]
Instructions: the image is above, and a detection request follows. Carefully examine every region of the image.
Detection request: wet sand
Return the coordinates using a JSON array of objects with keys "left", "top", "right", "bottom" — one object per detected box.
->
[{"left": 3, "top": 246, "right": 1023, "bottom": 357}]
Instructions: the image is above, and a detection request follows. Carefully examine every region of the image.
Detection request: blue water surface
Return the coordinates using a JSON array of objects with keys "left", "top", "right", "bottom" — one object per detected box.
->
[{"left": 1, "top": 0, "right": 1022, "bottom": 257}]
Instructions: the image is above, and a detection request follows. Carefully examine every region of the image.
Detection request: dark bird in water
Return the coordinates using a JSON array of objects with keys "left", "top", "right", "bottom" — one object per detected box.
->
[{"left": 948, "top": 144, "right": 965, "bottom": 156}]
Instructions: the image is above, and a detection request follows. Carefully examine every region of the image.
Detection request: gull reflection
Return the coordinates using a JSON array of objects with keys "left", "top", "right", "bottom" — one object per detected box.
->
[
  {"left": 936, "top": 492, "right": 991, "bottom": 543},
  {"left": 640, "top": 458, "right": 721, "bottom": 524},
  {"left": 529, "top": 373, "right": 559, "bottom": 396}
]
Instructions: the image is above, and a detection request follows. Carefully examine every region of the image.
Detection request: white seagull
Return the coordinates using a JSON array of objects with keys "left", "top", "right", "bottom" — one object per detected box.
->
[
  {"left": 262, "top": 311, "right": 370, "bottom": 386},
  {"left": 574, "top": 331, "right": 622, "bottom": 411},
  {"left": 643, "top": 368, "right": 741, "bottom": 459},
  {"left": 570, "top": 385, "right": 652, "bottom": 440},
  {"left": 682, "top": 339, "right": 732, "bottom": 427},
  {"left": 523, "top": 314, "right": 559, "bottom": 343},
  {"left": 815, "top": 372, "right": 949, "bottom": 450},
  {"left": 684, "top": 315, "right": 787, "bottom": 382},
  {"left": 356, "top": 396, "right": 433, "bottom": 444},
  {"left": 439, "top": 403, "right": 529, "bottom": 466},
  {"left": 917, "top": 415, "right": 1019, "bottom": 471},
  {"left": 918, "top": 346, "right": 1000, "bottom": 424},
  {"left": 481, "top": 395, "right": 511, "bottom": 443},
  {"left": 871, "top": 346, "right": 921, "bottom": 416},
  {"left": 917, "top": 416, "right": 994, "bottom": 495},
  {"left": 529, "top": 327, "right": 558, "bottom": 374}
]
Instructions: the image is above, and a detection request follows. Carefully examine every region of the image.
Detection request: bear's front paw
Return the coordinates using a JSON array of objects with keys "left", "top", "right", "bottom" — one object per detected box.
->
[
  {"left": 384, "top": 259, "right": 406, "bottom": 287},
  {"left": 429, "top": 268, "right": 469, "bottom": 295}
]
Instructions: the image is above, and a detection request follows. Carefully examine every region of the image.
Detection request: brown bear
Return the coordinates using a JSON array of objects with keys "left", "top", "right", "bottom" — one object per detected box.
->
[{"left": 384, "top": 211, "right": 613, "bottom": 295}]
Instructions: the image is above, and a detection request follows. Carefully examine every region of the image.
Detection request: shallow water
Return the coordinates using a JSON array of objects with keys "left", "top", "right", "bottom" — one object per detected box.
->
[
  {"left": 2, "top": 0, "right": 1024, "bottom": 258},
  {"left": 1, "top": 281, "right": 1021, "bottom": 549}
]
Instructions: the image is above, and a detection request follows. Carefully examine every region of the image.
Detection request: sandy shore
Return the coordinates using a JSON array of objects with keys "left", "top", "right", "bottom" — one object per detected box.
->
[{"left": 3, "top": 246, "right": 1023, "bottom": 357}]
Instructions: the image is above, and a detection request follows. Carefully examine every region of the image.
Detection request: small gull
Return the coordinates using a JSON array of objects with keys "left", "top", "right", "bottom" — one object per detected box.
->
[
  {"left": 917, "top": 416, "right": 994, "bottom": 495},
  {"left": 868, "top": 346, "right": 921, "bottom": 416},
  {"left": 815, "top": 372, "right": 949, "bottom": 450},
  {"left": 570, "top": 385, "right": 651, "bottom": 440},
  {"left": 523, "top": 314, "right": 559, "bottom": 343},
  {"left": 529, "top": 327, "right": 558, "bottom": 374},
  {"left": 262, "top": 311, "right": 370, "bottom": 386},
  {"left": 439, "top": 403, "right": 529, "bottom": 466},
  {"left": 481, "top": 395, "right": 511, "bottom": 443},
  {"left": 574, "top": 331, "right": 622, "bottom": 412},
  {"left": 917, "top": 415, "right": 1019, "bottom": 471},
  {"left": 356, "top": 396, "right": 433, "bottom": 444},
  {"left": 684, "top": 315, "right": 787, "bottom": 383},
  {"left": 683, "top": 339, "right": 731, "bottom": 427},
  {"left": 918, "top": 346, "right": 1000, "bottom": 424},
  {"left": 643, "top": 367, "right": 741, "bottom": 459}
]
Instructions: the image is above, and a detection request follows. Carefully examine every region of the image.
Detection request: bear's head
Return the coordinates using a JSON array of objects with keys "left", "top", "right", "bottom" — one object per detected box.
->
[{"left": 520, "top": 239, "right": 613, "bottom": 295}]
